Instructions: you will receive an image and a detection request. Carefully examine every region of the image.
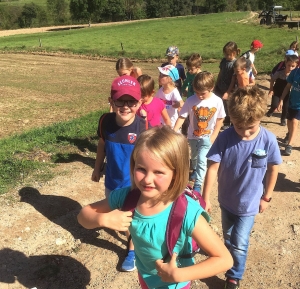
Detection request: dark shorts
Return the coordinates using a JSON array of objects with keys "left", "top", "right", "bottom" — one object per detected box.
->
[{"left": 287, "top": 108, "right": 300, "bottom": 120}]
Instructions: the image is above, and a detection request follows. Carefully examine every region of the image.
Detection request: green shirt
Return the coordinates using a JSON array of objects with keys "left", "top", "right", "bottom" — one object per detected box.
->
[{"left": 182, "top": 72, "right": 196, "bottom": 98}]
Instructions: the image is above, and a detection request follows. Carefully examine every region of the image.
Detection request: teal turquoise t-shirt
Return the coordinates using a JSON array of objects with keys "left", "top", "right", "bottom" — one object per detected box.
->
[
  {"left": 109, "top": 187, "right": 210, "bottom": 289},
  {"left": 181, "top": 72, "right": 196, "bottom": 98}
]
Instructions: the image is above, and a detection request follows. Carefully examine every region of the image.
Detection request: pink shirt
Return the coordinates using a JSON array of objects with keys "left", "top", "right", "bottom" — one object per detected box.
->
[{"left": 137, "top": 97, "right": 165, "bottom": 127}]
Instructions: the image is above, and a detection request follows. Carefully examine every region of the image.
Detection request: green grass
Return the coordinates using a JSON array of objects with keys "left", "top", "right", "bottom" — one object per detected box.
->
[
  {"left": 0, "top": 12, "right": 299, "bottom": 73},
  {"left": 0, "top": 0, "right": 48, "bottom": 7},
  {"left": 0, "top": 110, "right": 106, "bottom": 195}
]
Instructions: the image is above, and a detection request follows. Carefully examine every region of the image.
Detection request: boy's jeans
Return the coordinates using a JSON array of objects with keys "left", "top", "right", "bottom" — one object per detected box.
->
[
  {"left": 188, "top": 137, "right": 211, "bottom": 189},
  {"left": 221, "top": 206, "right": 255, "bottom": 280}
]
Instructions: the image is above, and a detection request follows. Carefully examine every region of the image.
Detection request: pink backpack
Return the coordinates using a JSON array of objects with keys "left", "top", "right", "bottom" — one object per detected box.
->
[{"left": 121, "top": 185, "right": 208, "bottom": 261}]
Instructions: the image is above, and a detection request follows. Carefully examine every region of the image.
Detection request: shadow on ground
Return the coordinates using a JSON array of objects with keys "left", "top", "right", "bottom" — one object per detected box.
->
[
  {"left": 18, "top": 187, "right": 126, "bottom": 266},
  {"left": 0, "top": 248, "right": 90, "bottom": 289}
]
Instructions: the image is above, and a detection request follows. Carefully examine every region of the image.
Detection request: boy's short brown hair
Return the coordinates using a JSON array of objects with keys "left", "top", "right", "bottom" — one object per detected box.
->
[
  {"left": 228, "top": 86, "right": 267, "bottom": 126},
  {"left": 186, "top": 53, "right": 202, "bottom": 69},
  {"left": 193, "top": 71, "right": 214, "bottom": 92},
  {"left": 234, "top": 57, "right": 247, "bottom": 70},
  {"left": 137, "top": 74, "right": 154, "bottom": 97},
  {"left": 285, "top": 54, "right": 299, "bottom": 64}
]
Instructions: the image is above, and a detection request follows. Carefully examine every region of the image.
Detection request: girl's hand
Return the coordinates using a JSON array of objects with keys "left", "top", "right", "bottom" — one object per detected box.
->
[
  {"left": 104, "top": 209, "right": 133, "bottom": 231},
  {"left": 155, "top": 253, "right": 180, "bottom": 283},
  {"left": 205, "top": 200, "right": 212, "bottom": 213}
]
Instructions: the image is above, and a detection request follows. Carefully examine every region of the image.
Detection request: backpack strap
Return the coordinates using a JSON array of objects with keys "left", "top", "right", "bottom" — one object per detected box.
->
[
  {"left": 163, "top": 193, "right": 187, "bottom": 262},
  {"left": 121, "top": 188, "right": 141, "bottom": 254},
  {"left": 277, "top": 61, "right": 284, "bottom": 72},
  {"left": 99, "top": 113, "right": 109, "bottom": 142},
  {"left": 163, "top": 185, "right": 207, "bottom": 261},
  {"left": 185, "top": 185, "right": 206, "bottom": 209},
  {"left": 241, "top": 50, "right": 250, "bottom": 60},
  {"left": 121, "top": 188, "right": 141, "bottom": 212}
]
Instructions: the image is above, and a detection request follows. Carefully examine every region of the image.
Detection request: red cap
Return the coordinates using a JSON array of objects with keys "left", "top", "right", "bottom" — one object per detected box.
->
[
  {"left": 251, "top": 40, "right": 263, "bottom": 49},
  {"left": 111, "top": 75, "right": 141, "bottom": 100}
]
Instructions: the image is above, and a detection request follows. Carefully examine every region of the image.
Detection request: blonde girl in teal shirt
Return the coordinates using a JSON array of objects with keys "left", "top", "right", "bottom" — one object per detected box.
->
[{"left": 78, "top": 126, "right": 233, "bottom": 289}]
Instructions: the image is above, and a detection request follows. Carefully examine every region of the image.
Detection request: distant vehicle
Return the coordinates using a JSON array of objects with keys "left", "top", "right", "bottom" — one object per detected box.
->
[{"left": 259, "top": 5, "right": 288, "bottom": 25}]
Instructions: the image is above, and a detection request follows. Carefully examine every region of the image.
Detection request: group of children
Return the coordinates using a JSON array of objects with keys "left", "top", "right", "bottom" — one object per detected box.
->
[{"left": 75, "top": 40, "right": 300, "bottom": 289}]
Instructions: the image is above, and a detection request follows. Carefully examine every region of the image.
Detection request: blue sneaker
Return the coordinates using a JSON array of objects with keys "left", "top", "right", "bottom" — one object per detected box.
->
[
  {"left": 193, "top": 186, "right": 201, "bottom": 193},
  {"left": 121, "top": 250, "right": 136, "bottom": 272}
]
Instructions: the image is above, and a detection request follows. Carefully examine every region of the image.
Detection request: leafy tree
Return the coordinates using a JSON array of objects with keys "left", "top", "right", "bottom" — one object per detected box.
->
[
  {"left": 18, "top": 3, "right": 38, "bottom": 28},
  {"left": 225, "top": 0, "right": 237, "bottom": 11},
  {"left": 101, "top": 0, "right": 126, "bottom": 22},
  {"left": 47, "top": 0, "right": 69, "bottom": 24},
  {"left": 0, "top": 6, "right": 22, "bottom": 29},
  {"left": 145, "top": 0, "right": 172, "bottom": 18},
  {"left": 124, "top": 0, "right": 145, "bottom": 20},
  {"left": 172, "top": 0, "right": 193, "bottom": 16},
  {"left": 69, "top": 0, "right": 104, "bottom": 22}
]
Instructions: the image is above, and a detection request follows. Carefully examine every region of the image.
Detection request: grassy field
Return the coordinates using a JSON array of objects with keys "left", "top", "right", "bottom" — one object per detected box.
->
[
  {"left": 0, "top": 12, "right": 299, "bottom": 73},
  {"left": 0, "top": 11, "right": 299, "bottom": 194}
]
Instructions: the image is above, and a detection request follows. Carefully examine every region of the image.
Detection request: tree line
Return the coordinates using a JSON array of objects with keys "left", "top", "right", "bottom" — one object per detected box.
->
[{"left": 0, "top": 0, "right": 299, "bottom": 30}]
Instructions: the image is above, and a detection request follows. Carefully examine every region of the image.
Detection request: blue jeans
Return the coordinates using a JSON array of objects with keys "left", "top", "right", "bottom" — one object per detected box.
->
[
  {"left": 221, "top": 206, "right": 255, "bottom": 280},
  {"left": 188, "top": 137, "right": 211, "bottom": 188}
]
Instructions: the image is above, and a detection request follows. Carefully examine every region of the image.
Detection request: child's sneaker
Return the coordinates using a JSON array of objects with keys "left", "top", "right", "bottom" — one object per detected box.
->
[
  {"left": 283, "top": 133, "right": 289, "bottom": 144},
  {"left": 284, "top": 145, "right": 292, "bottom": 156},
  {"left": 121, "top": 250, "right": 136, "bottom": 272},
  {"left": 266, "top": 111, "right": 273, "bottom": 117},
  {"left": 280, "top": 119, "right": 286, "bottom": 126},
  {"left": 224, "top": 278, "right": 240, "bottom": 289}
]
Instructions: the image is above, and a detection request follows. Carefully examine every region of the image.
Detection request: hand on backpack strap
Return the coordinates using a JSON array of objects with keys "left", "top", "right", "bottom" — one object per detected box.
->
[
  {"left": 155, "top": 253, "right": 180, "bottom": 283},
  {"left": 104, "top": 209, "right": 133, "bottom": 231}
]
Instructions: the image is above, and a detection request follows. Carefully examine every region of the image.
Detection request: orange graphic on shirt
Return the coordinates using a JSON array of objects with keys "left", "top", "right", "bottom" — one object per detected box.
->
[{"left": 192, "top": 106, "right": 217, "bottom": 137}]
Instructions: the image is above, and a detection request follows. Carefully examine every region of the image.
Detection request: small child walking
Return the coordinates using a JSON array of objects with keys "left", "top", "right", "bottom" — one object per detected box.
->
[
  {"left": 156, "top": 65, "right": 184, "bottom": 128},
  {"left": 78, "top": 126, "right": 233, "bottom": 289},
  {"left": 116, "top": 57, "right": 142, "bottom": 78},
  {"left": 182, "top": 53, "right": 202, "bottom": 98},
  {"left": 161, "top": 46, "right": 186, "bottom": 94},
  {"left": 174, "top": 72, "right": 225, "bottom": 192},
  {"left": 181, "top": 53, "right": 202, "bottom": 135},
  {"left": 91, "top": 75, "right": 147, "bottom": 271},
  {"left": 224, "top": 57, "right": 255, "bottom": 97},
  {"left": 267, "top": 54, "right": 299, "bottom": 126},
  {"left": 137, "top": 74, "right": 171, "bottom": 127},
  {"left": 241, "top": 39, "right": 263, "bottom": 76},
  {"left": 277, "top": 66, "right": 300, "bottom": 156},
  {"left": 214, "top": 41, "right": 240, "bottom": 129},
  {"left": 203, "top": 86, "right": 282, "bottom": 289},
  {"left": 109, "top": 58, "right": 143, "bottom": 112}
]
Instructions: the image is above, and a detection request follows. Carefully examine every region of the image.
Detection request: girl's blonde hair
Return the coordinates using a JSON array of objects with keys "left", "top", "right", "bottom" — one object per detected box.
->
[
  {"left": 228, "top": 86, "right": 267, "bottom": 126},
  {"left": 130, "top": 126, "right": 189, "bottom": 203},
  {"left": 116, "top": 58, "right": 133, "bottom": 71}
]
